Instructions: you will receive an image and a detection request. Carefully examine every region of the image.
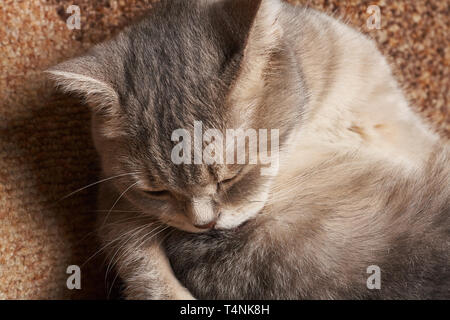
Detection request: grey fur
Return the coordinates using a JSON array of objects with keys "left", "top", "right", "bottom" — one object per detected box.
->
[{"left": 48, "top": 0, "right": 449, "bottom": 299}]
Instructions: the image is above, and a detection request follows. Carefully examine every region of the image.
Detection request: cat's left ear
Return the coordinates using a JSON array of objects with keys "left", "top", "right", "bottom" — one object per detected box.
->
[{"left": 45, "top": 55, "right": 119, "bottom": 114}]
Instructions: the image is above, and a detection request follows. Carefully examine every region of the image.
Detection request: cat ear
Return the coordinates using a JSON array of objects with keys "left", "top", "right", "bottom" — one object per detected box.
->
[
  {"left": 45, "top": 55, "right": 119, "bottom": 113},
  {"left": 222, "top": 0, "right": 283, "bottom": 55},
  {"left": 221, "top": 0, "right": 285, "bottom": 120}
]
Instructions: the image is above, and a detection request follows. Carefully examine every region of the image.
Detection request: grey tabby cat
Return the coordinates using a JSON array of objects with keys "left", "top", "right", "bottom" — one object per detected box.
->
[{"left": 48, "top": 0, "right": 449, "bottom": 299}]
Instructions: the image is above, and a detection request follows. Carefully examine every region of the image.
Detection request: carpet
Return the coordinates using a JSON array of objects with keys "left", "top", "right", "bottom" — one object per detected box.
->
[{"left": 0, "top": 0, "right": 448, "bottom": 299}]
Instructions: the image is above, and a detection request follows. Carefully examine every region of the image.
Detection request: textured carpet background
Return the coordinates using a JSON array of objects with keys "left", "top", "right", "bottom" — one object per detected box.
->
[{"left": 0, "top": 0, "right": 448, "bottom": 299}]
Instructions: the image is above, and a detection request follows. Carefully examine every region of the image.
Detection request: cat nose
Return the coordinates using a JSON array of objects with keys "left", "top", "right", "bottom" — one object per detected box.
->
[
  {"left": 194, "top": 220, "right": 216, "bottom": 230},
  {"left": 187, "top": 196, "right": 217, "bottom": 229}
]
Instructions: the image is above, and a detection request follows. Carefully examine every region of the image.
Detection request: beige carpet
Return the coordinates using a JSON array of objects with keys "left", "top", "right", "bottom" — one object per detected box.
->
[{"left": 0, "top": 0, "right": 448, "bottom": 299}]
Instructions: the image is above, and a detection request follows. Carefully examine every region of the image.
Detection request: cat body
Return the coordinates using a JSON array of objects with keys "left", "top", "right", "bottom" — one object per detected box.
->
[{"left": 49, "top": 0, "right": 449, "bottom": 299}]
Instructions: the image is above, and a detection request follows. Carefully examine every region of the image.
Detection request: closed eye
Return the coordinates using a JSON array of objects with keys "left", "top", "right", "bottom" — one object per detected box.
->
[
  {"left": 219, "top": 168, "right": 244, "bottom": 185},
  {"left": 143, "top": 190, "right": 171, "bottom": 198},
  {"left": 221, "top": 177, "right": 235, "bottom": 184}
]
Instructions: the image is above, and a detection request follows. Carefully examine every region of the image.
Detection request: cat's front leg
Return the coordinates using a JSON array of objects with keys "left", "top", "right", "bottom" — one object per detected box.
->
[
  {"left": 115, "top": 240, "right": 195, "bottom": 300},
  {"left": 98, "top": 185, "right": 194, "bottom": 300}
]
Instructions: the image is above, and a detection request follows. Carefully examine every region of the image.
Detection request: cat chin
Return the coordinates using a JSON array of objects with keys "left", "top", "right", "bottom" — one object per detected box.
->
[
  {"left": 164, "top": 219, "right": 214, "bottom": 234},
  {"left": 164, "top": 209, "right": 262, "bottom": 233}
]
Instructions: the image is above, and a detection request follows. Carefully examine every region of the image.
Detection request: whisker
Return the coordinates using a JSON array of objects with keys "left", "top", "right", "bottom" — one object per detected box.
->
[
  {"left": 98, "top": 215, "right": 152, "bottom": 228},
  {"left": 60, "top": 172, "right": 139, "bottom": 201},
  {"left": 105, "top": 219, "right": 173, "bottom": 298},
  {"left": 100, "top": 181, "right": 139, "bottom": 228},
  {"left": 82, "top": 223, "right": 149, "bottom": 268},
  {"left": 73, "top": 214, "right": 150, "bottom": 248},
  {"left": 105, "top": 224, "right": 164, "bottom": 280},
  {"left": 105, "top": 224, "right": 168, "bottom": 297},
  {"left": 100, "top": 223, "right": 153, "bottom": 269},
  {"left": 93, "top": 209, "right": 144, "bottom": 213},
  {"left": 159, "top": 226, "right": 176, "bottom": 247}
]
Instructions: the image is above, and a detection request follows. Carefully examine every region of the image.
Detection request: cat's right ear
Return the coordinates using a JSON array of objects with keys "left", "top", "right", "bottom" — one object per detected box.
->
[
  {"left": 45, "top": 55, "right": 119, "bottom": 115},
  {"left": 215, "top": 0, "right": 285, "bottom": 124},
  {"left": 221, "top": 0, "right": 283, "bottom": 48}
]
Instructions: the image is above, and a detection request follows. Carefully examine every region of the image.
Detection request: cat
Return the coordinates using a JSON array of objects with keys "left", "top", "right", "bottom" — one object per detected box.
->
[{"left": 47, "top": 0, "right": 449, "bottom": 299}]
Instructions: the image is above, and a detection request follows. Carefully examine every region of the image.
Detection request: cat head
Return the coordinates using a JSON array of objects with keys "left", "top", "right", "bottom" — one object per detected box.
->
[{"left": 47, "top": 0, "right": 305, "bottom": 232}]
